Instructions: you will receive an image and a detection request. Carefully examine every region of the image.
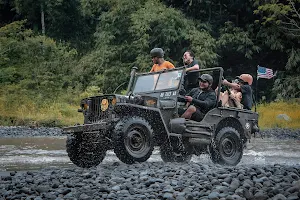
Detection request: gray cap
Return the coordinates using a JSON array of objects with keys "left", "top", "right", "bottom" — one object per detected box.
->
[
  {"left": 150, "top": 48, "right": 164, "bottom": 58},
  {"left": 199, "top": 74, "right": 213, "bottom": 85}
]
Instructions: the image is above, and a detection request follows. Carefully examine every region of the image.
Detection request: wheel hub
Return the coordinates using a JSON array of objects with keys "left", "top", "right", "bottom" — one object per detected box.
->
[
  {"left": 221, "top": 138, "right": 235, "bottom": 156},
  {"left": 125, "top": 126, "right": 150, "bottom": 158},
  {"left": 128, "top": 130, "right": 144, "bottom": 150}
]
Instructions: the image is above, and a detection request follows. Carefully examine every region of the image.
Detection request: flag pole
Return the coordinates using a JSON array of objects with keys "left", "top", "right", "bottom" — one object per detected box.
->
[{"left": 255, "top": 65, "right": 259, "bottom": 112}]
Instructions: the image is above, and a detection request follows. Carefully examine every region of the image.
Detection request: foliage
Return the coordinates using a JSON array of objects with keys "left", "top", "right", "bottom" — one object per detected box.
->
[
  {"left": 0, "top": 20, "right": 77, "bottom": 99},
  {"left": 253, "top": 0, "right": 300, "bottom": 99},
  {"left": 77, "top": 0, "right": 218, "bottom": 93},
  {"left": 1, "top": 0, "right": 300, "bottom": 127}
]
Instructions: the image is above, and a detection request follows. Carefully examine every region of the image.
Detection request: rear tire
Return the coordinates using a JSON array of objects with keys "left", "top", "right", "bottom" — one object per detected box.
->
[
  {"left": 113, "top": 116, "right": 154, "bottom": 164},
  {"left": 66, "top": 134, "right": 106, "bottom": 168},
  {"left": 209, "top": 127, "right": 243, "bottom": 166}
]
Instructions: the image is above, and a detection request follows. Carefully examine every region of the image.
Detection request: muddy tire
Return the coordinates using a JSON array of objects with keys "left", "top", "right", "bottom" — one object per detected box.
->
[
  {"left": 209, "top": 127, "right": 243, "bottom": 166},
  {"left": 160, "top": 141, "right": 192, "bottom": 163},
  {"left": 113, "top": 116, "right": 154, "bottom": 164},
  {"left": 66, "top": 134, "right": 106, "bottom": 168}
]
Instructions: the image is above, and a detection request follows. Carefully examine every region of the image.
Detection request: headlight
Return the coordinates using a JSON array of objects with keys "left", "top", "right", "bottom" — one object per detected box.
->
[
  {"left": 83, "top": 103, "right": 89, "bottom": 110},
  {"left": 101, "top": 99, "right": 109, "bottom": 111},
  {"left": 112, "top": 97, "right": 117, "bottom": 106}
]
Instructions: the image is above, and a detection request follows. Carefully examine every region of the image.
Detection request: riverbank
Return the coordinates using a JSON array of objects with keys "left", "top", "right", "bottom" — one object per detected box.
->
[{"left": 0, "top": 126, "right": 299, "bottom": 140}]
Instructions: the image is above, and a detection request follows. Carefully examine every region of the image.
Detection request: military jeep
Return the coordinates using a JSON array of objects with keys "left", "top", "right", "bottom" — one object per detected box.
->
[{"left": 63, "top": 67, "right": 259, "bottom": 168}]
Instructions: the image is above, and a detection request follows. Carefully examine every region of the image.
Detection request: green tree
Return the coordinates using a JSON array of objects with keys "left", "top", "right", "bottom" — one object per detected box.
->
[
  {"left": 0, "top": 20, "right": 77, "bottom": 99},
  {"left": 254, "top": 0, "right": 300, "bottom": 99},
  {"left": 76, "top": 0, "right": 218, "bottom": 93}
]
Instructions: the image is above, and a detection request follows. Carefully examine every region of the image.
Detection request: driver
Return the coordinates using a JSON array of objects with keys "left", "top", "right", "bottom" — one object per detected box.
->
[
  {"left": 149, "top": 48, "right": 175, "bottom": 72},
  {"left": 180, "top": 74, "right": 217, "bottom": 121}
]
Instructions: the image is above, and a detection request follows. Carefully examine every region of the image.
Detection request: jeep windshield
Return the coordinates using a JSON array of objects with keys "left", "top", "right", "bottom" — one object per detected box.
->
[{"left": 133, "top": 69, "right": 183, "bottom": 93}]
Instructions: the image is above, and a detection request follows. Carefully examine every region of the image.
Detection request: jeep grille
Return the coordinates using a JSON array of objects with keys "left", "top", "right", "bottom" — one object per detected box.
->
[{"left": 88, "top": 96, "right": 110, "bottom": 123}]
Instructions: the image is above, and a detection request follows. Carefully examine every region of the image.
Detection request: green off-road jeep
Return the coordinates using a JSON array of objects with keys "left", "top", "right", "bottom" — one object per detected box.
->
[{"left": 63, "top": 67, "right": 259, "bottom": 168}]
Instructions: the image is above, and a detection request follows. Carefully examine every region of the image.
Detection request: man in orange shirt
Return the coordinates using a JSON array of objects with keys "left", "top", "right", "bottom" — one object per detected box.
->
[{"left": 149, "top": 48, "right": 175, "bottom": 72}]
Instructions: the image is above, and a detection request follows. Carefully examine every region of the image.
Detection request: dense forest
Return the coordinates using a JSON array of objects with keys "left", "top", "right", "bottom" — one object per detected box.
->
[{"left": 0, "top": 0, "right": 300, "bottom": 106}]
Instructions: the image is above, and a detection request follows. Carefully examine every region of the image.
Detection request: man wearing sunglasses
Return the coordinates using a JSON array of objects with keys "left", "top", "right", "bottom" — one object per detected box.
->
[
  {"left": 180, "top": 74, "right": 217, "bottom": 122},
  {"left": 149, "top": 48, "right": 175, "bottom": 72}
]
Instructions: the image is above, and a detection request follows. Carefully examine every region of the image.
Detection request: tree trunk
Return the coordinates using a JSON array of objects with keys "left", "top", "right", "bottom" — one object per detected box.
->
[
  {"left": 209, "top": 1, "right": 212, "bottom": 22},
  {"left": 41, "top": 4, "right": 45, "bottom": 35}
]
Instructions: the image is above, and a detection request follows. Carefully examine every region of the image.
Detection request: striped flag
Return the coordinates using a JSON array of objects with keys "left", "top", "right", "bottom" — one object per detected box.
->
[{"left": 257, "top": 66, "right": 275, "bottom": 79}]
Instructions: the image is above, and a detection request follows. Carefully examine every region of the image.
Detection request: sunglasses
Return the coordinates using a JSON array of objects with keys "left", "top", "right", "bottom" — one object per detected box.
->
[
  {"left": 233, "top": 79, "right": 240, "bottom": 83},
  {"left": 200, "top": 80, "right": 208, "bottom": 83}
]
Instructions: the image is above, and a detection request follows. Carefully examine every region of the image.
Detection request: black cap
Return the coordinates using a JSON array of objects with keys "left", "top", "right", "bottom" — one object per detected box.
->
[{"left": 199, "top": 74, "right": 213, "bottom": 84}]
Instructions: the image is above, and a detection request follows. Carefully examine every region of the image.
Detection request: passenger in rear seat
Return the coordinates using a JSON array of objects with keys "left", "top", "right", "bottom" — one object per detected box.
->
[
  {"left": 221, "top": 74, "right": 253, "bottom": 110},
  {"left": 218, "top": 79, "right": 243, "bottom": 109}
]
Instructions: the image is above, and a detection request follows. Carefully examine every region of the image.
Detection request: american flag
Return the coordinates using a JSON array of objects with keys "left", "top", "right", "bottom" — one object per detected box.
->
[{"left": 257, "top": 66, "right": 275, "bottom": 79}]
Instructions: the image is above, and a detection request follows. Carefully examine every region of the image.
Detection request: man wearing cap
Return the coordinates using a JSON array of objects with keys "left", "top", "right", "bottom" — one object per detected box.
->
[
  {"left": 222, "top": 74, "right": 253, "bottom": 110},
  {"left": 180, "top": 74, "right": 217, "bottom": 122},
  {"left": 149, "top": 48, "right": 175, "bottom": 72}
]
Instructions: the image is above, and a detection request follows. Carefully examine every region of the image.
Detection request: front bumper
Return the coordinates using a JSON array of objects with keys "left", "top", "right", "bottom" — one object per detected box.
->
[{"left": 62, "top": 122, "right": 109, "bottom": 134}]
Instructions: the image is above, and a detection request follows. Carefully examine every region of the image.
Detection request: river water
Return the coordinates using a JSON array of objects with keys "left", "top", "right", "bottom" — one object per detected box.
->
[{"left": 0, "top": 137, "right": 300, "bottom": 172}]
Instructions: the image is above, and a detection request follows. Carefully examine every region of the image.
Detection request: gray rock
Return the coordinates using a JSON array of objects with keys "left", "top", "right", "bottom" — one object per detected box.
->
[
  {"left": 35, "top": 186, "right": 49, "bottom": 194},
  {"left": 2, "top": 176, "right": 12, "bottom": 181},
  {"left": 224, "top": 177, "right": 232, "bottom": 184},
  {"left": 79, "top": 193, "right": 91, "bottom": 200},
  {"left": 208, "top": 191, "right": 219, "bottom": 199},
  {"left": 277, "top": 114, "right": 291, "bottom": 121},
  {"left": 231, "top": 194, "right": 245, "bottom": 200},
  {"left": 254, "top": 191, "right": 268, "bottom": 200},
  {"left": 19, "top": 187, "right": 31, "bottom": 194},
  {"left": 229, "top": 179, "right": 240, "bottom": 191},
  {"left": 111, "top": 185, "right": 121, "bottom": 191},
  {"left": 287, "top": 195, "right": 299, "bottom": 200},
  {"left": 163, "top": 193, "right": 175, "bottom": 200},
  {"left": 43, "top": 193, "right": 57, "bottom": 200},
  {"left": 272, "top": 194, "right": 287, "bottom": 200},
  {"left": 60, "top": 188, "right": 71, "bottom": 195}
]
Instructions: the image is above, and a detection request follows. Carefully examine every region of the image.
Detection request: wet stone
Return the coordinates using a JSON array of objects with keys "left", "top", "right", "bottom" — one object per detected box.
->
[
  {"left": 163, "top": 193, "right": 175, "bottom": 200},
  {"left": 208, "top": 191, "right": 219, "bottom": 199},
  {"left": 60, "top": 188, "right": 71, "bottom": 195},
  {"left": 35, "top": 186, "right": 49, "bottom": 194},
  {"left": 43, "top": 193, "right": 57, "bottom": 199},
  {"left": 254, "top": 191, "right": 268, "bottom": 200},
  {"left": 273, "top": 194, "right": 287, "bottom": 200},
  {"left": 79, "top": 193, "right": 92, "bottom": 200},
  {"left": 2, "top": 176, "right": 12, "bottom": 181},
  {"left": 18, "top": 187, "right": 31, "bottom": 194},
  {"left": 229, "top": 179, "right": 240, "bottom": 191},
  {"left": 224, "top": 177, "right": 232, "bottom": 184}
]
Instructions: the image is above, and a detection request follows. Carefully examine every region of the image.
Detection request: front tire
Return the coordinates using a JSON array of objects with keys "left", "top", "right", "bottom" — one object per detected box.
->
[
  {"left": 113, "top": 116, "right": 154, "bottom": 164},
  {"left": 209, "top": 127, "right": 243, "bottom": 166},
  {"left": 66, "top": 134, "right": 106, "bottom": 168}
]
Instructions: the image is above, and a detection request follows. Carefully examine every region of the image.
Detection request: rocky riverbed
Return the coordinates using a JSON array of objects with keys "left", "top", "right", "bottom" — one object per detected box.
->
[
  {"left": 1, "top": 162, "right": 300, "bottom": 200},
  {"left": 0, "top": 126, "right": 300, "bottom": 200},
  {"left": 0, "top": 126, "right": 63, "bottom": 138}
]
